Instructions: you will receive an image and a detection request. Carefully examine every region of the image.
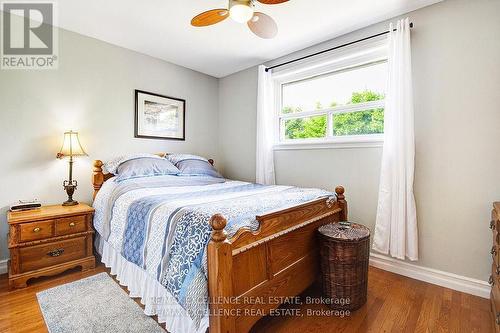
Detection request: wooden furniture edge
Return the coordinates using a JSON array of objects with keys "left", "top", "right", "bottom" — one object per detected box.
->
[
  {"left": 8, "top": 256, "right": 95, "bottom": 290},
  {"left": 229, "top": 186, "right": 346, "bottom": 249},
  {"left": 92, "top": 153, "right": 215, "bottom": 199},
  {"left": 7, "top": 204, "right": 94, "bottom": 224},
  {"left": 207, "top": 185, "right": 347, "bottom": 333},
  {"left": 8, "top": 230, "right": 95, "bottom": 249},
  {"left": 207, "top": 214, "right": 236, "bottom": 333},
  {"left": 491, "top": 203, "right": 500, "bottom": 330},
  {"left": 231, "top": 208, "right": 341, "bottom": 256}
]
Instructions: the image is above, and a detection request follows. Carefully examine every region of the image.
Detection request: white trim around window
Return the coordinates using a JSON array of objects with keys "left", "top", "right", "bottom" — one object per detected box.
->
[
  {"left": 271, "top": 37, "right": 388, "bottom": 150},
  {"left": 274, "top": 134, "right": 384, "bottom": 150}
]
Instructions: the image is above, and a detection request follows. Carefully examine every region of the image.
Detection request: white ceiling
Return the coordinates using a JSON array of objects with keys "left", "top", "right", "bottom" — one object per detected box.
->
[{"left": 51, "top": 0, "right": 441, "bottom": 78}]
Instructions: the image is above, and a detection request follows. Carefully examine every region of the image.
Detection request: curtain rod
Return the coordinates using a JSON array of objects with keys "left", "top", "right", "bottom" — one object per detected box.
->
[{"left": 265, "top": 22, "right": 413, "bottom": 73}]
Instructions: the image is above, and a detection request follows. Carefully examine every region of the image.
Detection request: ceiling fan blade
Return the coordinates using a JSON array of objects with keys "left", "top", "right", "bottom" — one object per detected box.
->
[
  {"left": 256, "top": 0, "right": 289, "bottom": 4},
  {"left": 191, "top": 9, "right": 229, "bottom": 27},
  {"left": 248, "top": 12, "right": 278, "bottom": 39}
]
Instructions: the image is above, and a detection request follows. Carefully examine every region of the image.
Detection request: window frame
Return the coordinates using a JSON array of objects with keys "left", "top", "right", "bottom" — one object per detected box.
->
[{"left": 271, "top": 38, "right": 388, "bottom": 150}]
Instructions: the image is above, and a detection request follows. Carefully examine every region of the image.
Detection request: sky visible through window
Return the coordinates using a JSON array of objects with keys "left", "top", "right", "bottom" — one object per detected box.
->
[{"left": 282, "top": 62, "right": 387, "bottom": 111}]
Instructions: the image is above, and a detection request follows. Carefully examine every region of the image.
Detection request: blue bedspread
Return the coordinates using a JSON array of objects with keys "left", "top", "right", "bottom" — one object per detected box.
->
[{"left": 93, "top": 175, "right": 334, "bottom": 330}]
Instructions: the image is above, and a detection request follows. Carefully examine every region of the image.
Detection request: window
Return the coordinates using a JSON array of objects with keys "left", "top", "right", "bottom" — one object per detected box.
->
[{"left": 275, "top": 56, "right": 387, "bottom": 148}]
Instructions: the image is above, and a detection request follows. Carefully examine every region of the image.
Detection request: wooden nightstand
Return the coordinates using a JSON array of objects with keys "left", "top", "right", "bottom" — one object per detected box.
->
[{"left": 7, "top": 203, "right": 95, "bottom": 290}]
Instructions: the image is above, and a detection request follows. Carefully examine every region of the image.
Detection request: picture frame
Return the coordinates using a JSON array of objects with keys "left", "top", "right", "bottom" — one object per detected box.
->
[{"left": 134, "top": 89, "right": 186, "bottom": 140}]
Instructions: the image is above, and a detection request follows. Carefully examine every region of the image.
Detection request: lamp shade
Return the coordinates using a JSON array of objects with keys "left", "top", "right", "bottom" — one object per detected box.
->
[{"left": 57, "top": 130, "right": 87, "bottom": 158}]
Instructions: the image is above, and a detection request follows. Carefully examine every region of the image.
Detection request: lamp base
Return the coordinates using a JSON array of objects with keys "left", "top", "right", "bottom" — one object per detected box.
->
[
  {"left": 62, "top": 180, "right": 78, "bottom": 207},
  {"left": 62, "top": 199, "right": 79, "bottom": 206}
]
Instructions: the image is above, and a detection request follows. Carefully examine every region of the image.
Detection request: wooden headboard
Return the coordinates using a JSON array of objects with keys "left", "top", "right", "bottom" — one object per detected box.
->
[{"left": 92, "top": 153, "right": 214, "bottom": 200}]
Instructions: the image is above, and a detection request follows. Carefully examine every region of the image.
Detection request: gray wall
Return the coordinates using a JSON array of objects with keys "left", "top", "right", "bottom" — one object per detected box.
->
[
  {"left": 0, "top": 28, "right": 219, "bottom": 260},
  {"left": 218, "top": 0, "right": 500, "bottom": 281},
  {"left": 217, "top": 67, "right": 258, "bottom": 182}
]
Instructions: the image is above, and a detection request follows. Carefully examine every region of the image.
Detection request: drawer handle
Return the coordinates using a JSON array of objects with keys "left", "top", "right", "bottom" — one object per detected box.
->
[
  {"left": 69, "top": 222, "right": 76, "bottom": 227},
  {"left": 492, "top": 220, "right": 497, "bottom": 230},
  {"left": 490, "top": 275, "right": 495, "bottom": 286},
  {"left": 47, "top": 248, "right": 64, "bottom": 257},
  {"left": 33, "top": 227, "right": 41, "bottom": 233}
]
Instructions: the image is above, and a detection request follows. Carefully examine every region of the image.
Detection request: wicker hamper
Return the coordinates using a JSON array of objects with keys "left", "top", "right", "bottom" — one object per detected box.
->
[{"left": 318, "top": 221, "right": 370, "bottom": 311}]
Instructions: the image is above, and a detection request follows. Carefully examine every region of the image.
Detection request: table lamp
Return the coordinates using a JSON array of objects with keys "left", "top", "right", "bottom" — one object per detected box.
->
[{"left": 56, "top": 130, "right": 87, "bottom": 206}]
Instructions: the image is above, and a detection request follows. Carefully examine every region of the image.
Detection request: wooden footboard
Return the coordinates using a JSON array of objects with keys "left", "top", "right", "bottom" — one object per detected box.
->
[{"left": 208, "top": 186, "right": 347, "bottom": 333}]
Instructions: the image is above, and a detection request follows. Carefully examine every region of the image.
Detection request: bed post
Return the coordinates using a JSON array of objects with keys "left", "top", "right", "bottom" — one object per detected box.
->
[
  {"left": 208, "top": 214, "right": 235, "bottom": 333},
  {"left": 92, "top": 160, "right": 104, "bottom": 200},
  {"left": 335, "top": 185, "right": 348, "bottom": 221}
]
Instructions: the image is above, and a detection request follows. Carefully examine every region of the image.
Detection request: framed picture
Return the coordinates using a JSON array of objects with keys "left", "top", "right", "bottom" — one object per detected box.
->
[{"left": 135, "top": 89, "right": 186, "bottom": 140}]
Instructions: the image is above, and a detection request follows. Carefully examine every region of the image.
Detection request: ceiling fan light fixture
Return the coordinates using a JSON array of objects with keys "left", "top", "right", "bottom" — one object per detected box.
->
[{"left": 229, "top": 0, "right": 254, "bottom": 23}]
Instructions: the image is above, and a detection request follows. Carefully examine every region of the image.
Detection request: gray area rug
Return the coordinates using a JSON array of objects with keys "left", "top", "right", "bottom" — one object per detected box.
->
[{"left": 37, "top": 272, "right": 166, "bottom": 333}]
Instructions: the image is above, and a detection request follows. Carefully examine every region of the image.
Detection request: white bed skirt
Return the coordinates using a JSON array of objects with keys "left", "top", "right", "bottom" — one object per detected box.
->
[{"left": 96, "top": 235, "right": 209, "bottom": 333}]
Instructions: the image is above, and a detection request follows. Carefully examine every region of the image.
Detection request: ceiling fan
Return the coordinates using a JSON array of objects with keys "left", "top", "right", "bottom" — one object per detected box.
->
[{"left": 191, "top": 0, "right": 289, "bottom": 39}]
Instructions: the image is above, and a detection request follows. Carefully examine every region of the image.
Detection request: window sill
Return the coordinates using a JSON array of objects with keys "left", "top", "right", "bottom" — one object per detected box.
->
[{"left": 273, "top": 135, "right": 384, "bottom": 150}]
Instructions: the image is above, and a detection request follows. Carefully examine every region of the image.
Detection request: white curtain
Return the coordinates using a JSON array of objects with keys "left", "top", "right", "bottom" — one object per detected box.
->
[
  {"left": 372, "top": 18, "right": 418, "bottom": 261},
  {"left": 255, "top": 65, "right": 276, "bottom": 185}
]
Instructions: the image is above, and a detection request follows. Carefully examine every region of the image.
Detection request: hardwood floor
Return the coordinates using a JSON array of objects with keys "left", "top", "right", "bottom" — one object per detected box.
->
[
  {"left": 251, "top": 267, "right": 493, "bottom": 333},
  {"left": 0, "top": 264, "right": 493, "bottom": 333}
]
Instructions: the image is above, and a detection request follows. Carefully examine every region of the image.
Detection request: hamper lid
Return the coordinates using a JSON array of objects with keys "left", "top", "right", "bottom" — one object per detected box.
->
[{"left": 318, "top": 222, "right": 370, "bottom": 241}]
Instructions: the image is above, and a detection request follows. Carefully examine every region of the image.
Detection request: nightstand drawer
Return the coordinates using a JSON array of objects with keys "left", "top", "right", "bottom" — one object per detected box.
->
[
  {"left": 55, "top": 215, "right": 87, "bottom": 236},
  {"left": 19, "top": 236, "right": 87, "bottom": 272},
  {"left": 7, "top": 203, "right": 95, "bottom": 289},
  {"left": 19, "top": 220, "right": 54, "bottom": 242}
]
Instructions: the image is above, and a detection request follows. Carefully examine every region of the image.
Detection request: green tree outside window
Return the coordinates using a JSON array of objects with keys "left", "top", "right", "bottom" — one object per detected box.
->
[{"left": 283, "top": 90, "right": 384, "bottom": 139}]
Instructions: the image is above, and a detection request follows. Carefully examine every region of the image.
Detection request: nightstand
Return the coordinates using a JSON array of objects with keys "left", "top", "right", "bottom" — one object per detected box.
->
[{"left": 7, "top": 203, "right": 95, "bottom": 290}]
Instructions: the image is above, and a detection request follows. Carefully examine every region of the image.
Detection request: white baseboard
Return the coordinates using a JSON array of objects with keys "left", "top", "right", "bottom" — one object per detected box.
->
[
  {"left": 369, "top": 252, "right": 490, "bottom": 299},
  {"left": 0, "top": 259, "right": 7, "bottom": 274}
]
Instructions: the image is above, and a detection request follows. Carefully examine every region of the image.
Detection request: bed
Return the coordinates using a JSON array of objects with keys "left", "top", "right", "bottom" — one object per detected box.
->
[{"left": 91, "top": 153, "right": 347, "bottom": 333}]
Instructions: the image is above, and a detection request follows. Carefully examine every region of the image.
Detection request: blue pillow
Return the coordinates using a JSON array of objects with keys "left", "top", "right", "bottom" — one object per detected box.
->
[
  {"left": 105, "top": 153, "right": 163, "bottom": 174},
  {"left": 176, "top": 159, "right": 223, "bottom": 178},
  {"left": 115, "top": 157, "right": 180, "bottom": 182}
]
